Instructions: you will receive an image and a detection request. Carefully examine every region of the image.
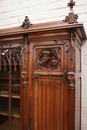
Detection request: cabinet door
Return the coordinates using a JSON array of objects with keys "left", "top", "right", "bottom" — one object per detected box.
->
[
  {"left": 29, "top": 41, "right": 66, "bottom": 130},
  {"left": 0, "top": 44, "right": 22, "bottom": 130}
]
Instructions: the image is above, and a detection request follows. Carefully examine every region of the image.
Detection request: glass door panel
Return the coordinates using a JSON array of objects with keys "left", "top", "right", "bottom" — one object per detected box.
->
[
  {"left": 0, "top": 44, "right": 21, "bottom": 130},
  {"left": 11, "top": 65, "right": 20, "bottom": 129},
  {"left": 0, "top": 97, "right": 8, "bottom": 115},
  {"left": 11, "top": 117, "right": 20, "bottom": 130},
  {"left": 0, "top": 115, "right": 8, "bottom": 130},
  {"left": 0, "top": 68, "right": 9, "bottom": 130},
  {"left": 11, "top": 98, "right": 20, "bottom": 118}
]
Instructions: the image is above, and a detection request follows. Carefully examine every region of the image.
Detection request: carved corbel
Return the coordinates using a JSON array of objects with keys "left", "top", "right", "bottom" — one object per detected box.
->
[
  {"left": 67, "top": 72, "right": 75, "bottom": 90},
  {"left": 21, "top": 34, "right": 29, "bottom": 87},
  {"left": 67, "top": 30, "right": 76, "bottom": 89}
]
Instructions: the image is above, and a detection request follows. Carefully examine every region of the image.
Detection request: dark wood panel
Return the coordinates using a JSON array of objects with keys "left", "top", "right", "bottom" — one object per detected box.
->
[{"left": 32, "top": 78, "right": 63, "bottom": 130}]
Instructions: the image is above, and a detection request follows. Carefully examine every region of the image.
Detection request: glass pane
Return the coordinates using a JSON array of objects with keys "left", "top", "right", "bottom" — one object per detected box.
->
[
  {"left": 0, "top": 97, "right": 8, "bottom": 115},
  {"left": 11, "top": 98, "right": 20, "bottom": 130},
  {"left": 11, "top": 117, "right": 20, "bottom": 130},
  {"left": 11, "top": 78, "right": 20, "bottom": 96},
  {"left": 0, "top": 70, "right": 9, "bottom": 96},
  {"left": 0, "top": 66, "right": 9, "bottom": 130},
  {"left": 0, "top": 115, "right": 8, "bottom": 130},
  {"left": 11, "top": 65, "right": 20, "bottom": 98},
  {"left": 11, "top": 98, "right": 20, "bottom": 117}
]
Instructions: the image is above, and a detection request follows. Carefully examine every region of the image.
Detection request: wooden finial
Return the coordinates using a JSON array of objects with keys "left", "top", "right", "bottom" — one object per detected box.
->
[
  {"left": 63, "top": 0, "right": 78, "bottom": 24},
  {"left": 20, "top": 16, "right": 32, "bottom": 29}
]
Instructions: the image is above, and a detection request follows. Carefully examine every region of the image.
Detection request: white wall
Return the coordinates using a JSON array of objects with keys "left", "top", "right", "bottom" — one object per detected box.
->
[{"left": 0, "top": 0, "right": 87, "bottom": 130}]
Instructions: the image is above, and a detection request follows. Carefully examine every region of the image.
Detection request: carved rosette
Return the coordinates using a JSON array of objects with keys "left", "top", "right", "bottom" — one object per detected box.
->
[
  {"left": 67, "top": 30, "right": 76, "bottom": 90},
  {"left": 21, "top": 34, "right": 29, "bottom": 87}
]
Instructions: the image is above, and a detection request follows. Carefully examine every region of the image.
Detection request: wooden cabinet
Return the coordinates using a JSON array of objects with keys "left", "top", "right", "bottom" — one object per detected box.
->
[{"left": 0, "top": 19, "right": 86, "bottom": 130}]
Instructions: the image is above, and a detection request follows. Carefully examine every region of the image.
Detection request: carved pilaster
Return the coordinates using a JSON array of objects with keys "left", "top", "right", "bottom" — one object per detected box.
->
[
  {"left": 21, "top": 34, "right": 29, "bottom": 87},
  {"left": 67, "top": 30, "right": 76, "bottom": 90}
]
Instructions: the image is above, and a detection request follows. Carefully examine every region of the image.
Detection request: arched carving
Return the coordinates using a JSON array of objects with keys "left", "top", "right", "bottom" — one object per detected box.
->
[{"left": 0, "top": 45, "right": 21, "bottom": 72}]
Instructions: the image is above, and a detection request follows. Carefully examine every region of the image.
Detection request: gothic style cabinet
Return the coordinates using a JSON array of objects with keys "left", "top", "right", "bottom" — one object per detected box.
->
[{"left": 0, "top": 2, "right": 86, "bottom": 130}]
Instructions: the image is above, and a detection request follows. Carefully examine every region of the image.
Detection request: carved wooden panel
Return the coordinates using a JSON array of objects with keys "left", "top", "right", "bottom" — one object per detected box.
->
[
  {"left": 32, "top": 78, "right": 63, "bottom": 130},
  {"left": 33, "top": 43, "right": 63, "bottom": 72}
]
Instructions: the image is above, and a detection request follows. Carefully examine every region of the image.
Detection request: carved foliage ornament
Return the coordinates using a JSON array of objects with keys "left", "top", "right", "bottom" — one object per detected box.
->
[
  {"left": 21, "top": 34, "right": 29, "bottom": 87},
  {"left": 63, "top": 0, "right": 78, "bottom": 24},
  {"left": 67, "top": 30, "right": 76, "bottom": 90},
  {"left": 35, "top": 48, "right": 61, "bottom": 70}
]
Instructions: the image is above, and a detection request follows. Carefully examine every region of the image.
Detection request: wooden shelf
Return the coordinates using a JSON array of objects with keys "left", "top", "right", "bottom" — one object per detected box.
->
[
  {"left": 12, "top": 107, "right": 20, "bottom": 118},
  {"left": 0, "top": 111, "right": 8, "bottom": 116},
  {"left": 0, "top": 77, "right": 9, "bottom": 79},
  {"left": 0, "top": 91, "right": 9, "bottom": 97},
  {"left": 12, "top": 77, "right": 20, "bottom": 80},
  {"left": 11, "top": 93, "right": 20, "bottom": 99},
  {"left": 0, "top": 84, "right": 8, "bottom": 87},
  {"left": 0, "top": 91, "right": 20, "bottom": 99},
  {"left": 0, "top": 107, "right": 20, "bottom": 118},
  {"left": 11, "top": 114, "right": 20, "bottom": 118},
  {"left": 12, "top": 84, "right": 20, "bottom": 87}
]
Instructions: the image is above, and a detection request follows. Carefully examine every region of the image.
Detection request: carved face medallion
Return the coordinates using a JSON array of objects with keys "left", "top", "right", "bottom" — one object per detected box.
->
[{"left": 35, "top": 48, "right": 61, "bottom": 70}]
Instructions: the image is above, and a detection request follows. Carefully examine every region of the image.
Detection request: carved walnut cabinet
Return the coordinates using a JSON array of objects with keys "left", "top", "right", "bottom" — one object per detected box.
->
[{"left": 0, "top": 19, "right": 86, "bottom": 130}]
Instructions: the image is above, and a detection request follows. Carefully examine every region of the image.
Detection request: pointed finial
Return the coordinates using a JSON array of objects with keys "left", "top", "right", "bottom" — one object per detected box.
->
[
  {"left": 20, "top": 16, "right": 32, "bottom": 29},
  {"left": 63, "top": 0, "right": 78, "bottom": 24}
]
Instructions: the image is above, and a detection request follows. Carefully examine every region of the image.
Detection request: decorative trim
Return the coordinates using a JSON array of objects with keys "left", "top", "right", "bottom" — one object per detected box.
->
[
  {"left": 67, "top": 30, "right": 76, "bottom": 53},
  {"left": 63, "top": 0, "right": 78, "bottom": 24},
  {"left": 44, "top": 81, "right": 49, "bottom": 86},
  {"left": 21, "top": 34, "right": 29, "bottom": 87},
  {"left": 67, "top": 30, "right": 76, "bottom": 89},
  {"left": 52, "top": 81, "right": 58, "bottom": 87},
  {"left": 20, "top": 16, "right": 32, "bottom": 29}
]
